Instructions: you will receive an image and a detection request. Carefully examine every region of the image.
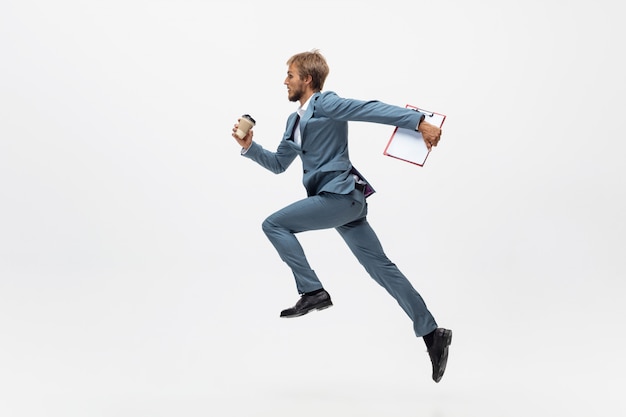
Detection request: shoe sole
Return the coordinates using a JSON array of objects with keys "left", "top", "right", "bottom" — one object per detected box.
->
[{"left": 280, "top": 301, "right": 333, "bottom": 318}]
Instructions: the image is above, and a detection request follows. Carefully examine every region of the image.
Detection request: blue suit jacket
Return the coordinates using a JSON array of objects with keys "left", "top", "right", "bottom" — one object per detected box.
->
[{"left": 243, "top": 91, "right": 424, "bottom": 196}]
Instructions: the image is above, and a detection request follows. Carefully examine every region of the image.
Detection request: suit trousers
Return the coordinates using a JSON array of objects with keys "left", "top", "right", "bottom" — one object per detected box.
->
[{"left": 261, "top": 189, "right": 438, "bottom": 337}]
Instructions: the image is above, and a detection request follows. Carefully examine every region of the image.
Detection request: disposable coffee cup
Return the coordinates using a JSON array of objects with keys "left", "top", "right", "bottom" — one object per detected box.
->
[{"left": 235, "top": 114, "right": 256, "bottom": 139}]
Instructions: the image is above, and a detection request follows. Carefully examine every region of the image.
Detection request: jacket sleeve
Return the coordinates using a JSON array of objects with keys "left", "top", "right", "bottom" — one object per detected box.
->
[
  {"left": 241, "top": 139, "right": 298, "bottom": 174},
  {"left": 314, "top": 91, "right": 424, "bottom": 129}
]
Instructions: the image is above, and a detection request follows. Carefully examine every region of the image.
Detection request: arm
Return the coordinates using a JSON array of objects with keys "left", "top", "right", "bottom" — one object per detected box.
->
[
  {"left": 231, "top": 119, "right": 298, "bottom": 174},
  {"left": 314, "top": 92, "right": 422, "bottom": 128},
  {"left": 315, "top": 92, "right": 442, "bottom": 149}
]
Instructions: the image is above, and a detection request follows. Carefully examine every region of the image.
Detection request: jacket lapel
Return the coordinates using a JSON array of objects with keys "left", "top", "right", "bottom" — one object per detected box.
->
[
  {"left": 297, "top": 92, "right": 320, "bottom": 144},
  {"left": 286, "top": 112, "right": 299, "bottom": 142}
]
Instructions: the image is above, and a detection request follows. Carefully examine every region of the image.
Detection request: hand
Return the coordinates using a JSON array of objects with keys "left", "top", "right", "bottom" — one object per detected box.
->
[
  {"left": 418, "top": 120, "right": 442, "bottom": 150},
  {"left": 231, "top": 118, "right": 253, "bottom": 150}
]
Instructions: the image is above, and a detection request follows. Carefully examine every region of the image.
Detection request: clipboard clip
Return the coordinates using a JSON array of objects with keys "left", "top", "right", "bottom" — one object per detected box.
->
[{"left": 413, "top": 108, "right": 434, "bottom": 117}]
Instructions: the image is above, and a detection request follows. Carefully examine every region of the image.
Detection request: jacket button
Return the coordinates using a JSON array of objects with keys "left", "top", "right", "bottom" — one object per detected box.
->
[
  {"left": 302, "top": 150, "right": 307, "bottom": 154},
  {"left": 304, "top": 170, "right": 309, "bottom": 173}
]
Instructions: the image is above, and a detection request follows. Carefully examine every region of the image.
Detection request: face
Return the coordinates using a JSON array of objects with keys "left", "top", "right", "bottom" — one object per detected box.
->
[{"left": 284, "top": 63, "right": 307, "bottom": 103}]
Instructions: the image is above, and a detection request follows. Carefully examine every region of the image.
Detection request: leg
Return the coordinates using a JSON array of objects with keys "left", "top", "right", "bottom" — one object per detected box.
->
[
  {"left": 337, "top": 215, "right": 452, "bottom": 382},
  {"left": 336, "top": 216, "right": 438, "bottom": 337},
  {"left": 262, "top": 191, "right": 364, "bottom": 294}
]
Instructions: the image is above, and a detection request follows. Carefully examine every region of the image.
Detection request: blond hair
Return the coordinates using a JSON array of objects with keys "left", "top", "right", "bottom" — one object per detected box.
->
[{"left": 286, "top": 49, "right": 330, "bottom": 92}]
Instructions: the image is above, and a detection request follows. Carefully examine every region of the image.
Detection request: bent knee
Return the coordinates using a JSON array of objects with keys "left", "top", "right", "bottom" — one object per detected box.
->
[{"left": 261, "top": 217, "right": 276, "bottom": 235}]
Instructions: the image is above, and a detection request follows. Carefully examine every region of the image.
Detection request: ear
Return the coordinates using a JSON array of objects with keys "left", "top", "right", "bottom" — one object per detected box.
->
[{"left": 303, "top": 74, "right": 313, "bottom": 86}]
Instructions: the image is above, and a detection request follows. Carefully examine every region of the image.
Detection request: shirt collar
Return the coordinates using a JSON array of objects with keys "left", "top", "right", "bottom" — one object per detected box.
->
[{"left": 297, "top": 95, "right": 313, "bottom": 118}]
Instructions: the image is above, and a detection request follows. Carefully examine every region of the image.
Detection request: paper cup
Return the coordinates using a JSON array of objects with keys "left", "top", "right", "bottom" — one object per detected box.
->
[{"left": 235, "top": 114, "right": 256, "bottom": 139}]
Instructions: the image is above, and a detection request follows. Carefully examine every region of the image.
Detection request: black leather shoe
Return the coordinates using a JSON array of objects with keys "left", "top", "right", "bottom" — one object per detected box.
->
[
  {"left": 280, "top": 290, "right": 333, "bottom": 318},
  {"left": 428, "top": 328, "right": 453, "bottom": 383}
]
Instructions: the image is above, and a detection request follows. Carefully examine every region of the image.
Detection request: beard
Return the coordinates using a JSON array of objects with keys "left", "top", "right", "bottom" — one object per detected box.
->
[{"left": 288, "top": 88, "right": 303, "bottom": 102}]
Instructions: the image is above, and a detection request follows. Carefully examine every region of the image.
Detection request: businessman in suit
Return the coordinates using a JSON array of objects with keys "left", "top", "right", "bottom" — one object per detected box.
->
[{"left": 231, "top": 50, "right": 452, "bottom": 382}]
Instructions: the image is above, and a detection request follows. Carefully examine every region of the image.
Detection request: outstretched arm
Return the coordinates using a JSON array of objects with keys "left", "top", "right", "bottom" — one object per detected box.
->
[{"left": 315, "top": 92, "right": 443, "bottom": 148}]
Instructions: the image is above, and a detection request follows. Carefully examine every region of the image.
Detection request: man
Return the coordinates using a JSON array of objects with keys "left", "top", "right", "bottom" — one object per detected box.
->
[{"left": 231, "top": 50, "right": 452, "bottom": 383}]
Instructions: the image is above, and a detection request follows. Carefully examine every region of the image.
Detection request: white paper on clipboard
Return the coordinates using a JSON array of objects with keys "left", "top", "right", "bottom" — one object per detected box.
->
[{"left": 383, "top": 105, "right": 446, "bottom": 166}]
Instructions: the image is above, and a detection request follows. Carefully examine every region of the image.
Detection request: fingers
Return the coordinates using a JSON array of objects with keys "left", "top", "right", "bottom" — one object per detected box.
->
[
  {"left": 231, "top": 126, "right": 253, "bottom": 146},
  {"left": 424, "top": 135, "right": 439, "bottom": 150},
  {"left": 418, "top": 121, "right": 442, "bottom": 149},
  {"left": 432, "top": 132, "right": 441, "bottom": 147},
  {"left": 428, "top": 128, "right": 442, "bottom": 148}
]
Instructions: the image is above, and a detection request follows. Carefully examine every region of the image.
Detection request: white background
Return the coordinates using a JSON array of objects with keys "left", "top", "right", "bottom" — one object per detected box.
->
[{"left": 1, "top": 0, "right": 624, "bottom": 416}]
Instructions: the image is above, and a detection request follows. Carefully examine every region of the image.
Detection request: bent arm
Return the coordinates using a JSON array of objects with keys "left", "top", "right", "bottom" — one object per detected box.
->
[
  {"left": 242, "top": 140, "right": 298, "bottom": 174},
  {"left": 231, "top": 118, "right": 298, "bottom": 174}
]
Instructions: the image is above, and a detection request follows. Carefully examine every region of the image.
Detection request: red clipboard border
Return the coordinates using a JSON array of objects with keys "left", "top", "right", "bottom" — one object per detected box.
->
[{"left": 383, "top": 104, "right": 446, "bottom": 167}]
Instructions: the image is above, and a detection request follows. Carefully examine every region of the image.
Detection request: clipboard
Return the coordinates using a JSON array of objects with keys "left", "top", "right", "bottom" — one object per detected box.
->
[{"left": 383, "top": 104, "right": 446, "bottom": 166}]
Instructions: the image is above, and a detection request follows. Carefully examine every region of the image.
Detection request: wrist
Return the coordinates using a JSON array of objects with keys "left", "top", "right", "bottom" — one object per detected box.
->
[
  {"left": 240, "top": 142, "right": 252, "bottom": 155},
  {"left": 416, "top": 113, "right": 425, "bottom": 131}
]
